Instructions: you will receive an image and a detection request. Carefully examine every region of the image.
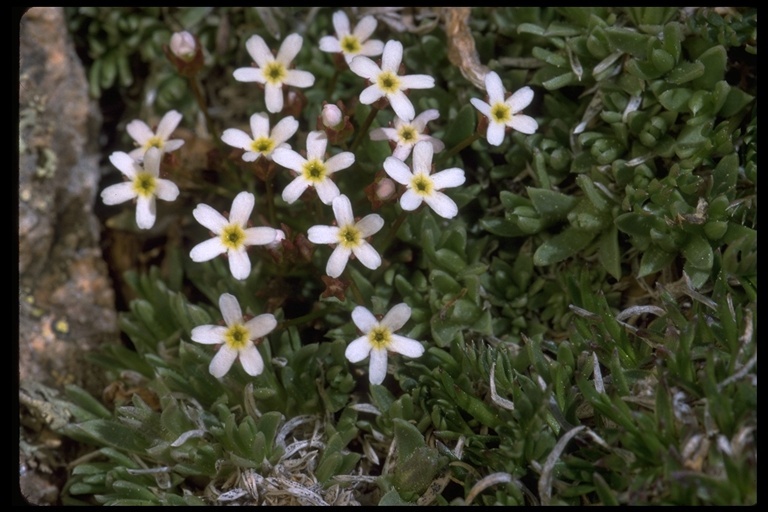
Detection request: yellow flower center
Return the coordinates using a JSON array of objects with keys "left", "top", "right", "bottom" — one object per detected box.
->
[
  {"left": 264, "top": 61, "right": 286, "bottom": 84},
  {"left": 397, "top": 125, "right": 417, "bottom": 144},
  {"left": 410, "top": 174, "right": 434, "bottom": 196},
  {"left": 340, "top": 35, "right": 361, "bottom": 55},
  {"left": 490, "top": 102, "right": 512, "bottom": 124},
  {"left": 132, "top": 172, "right": 157, "bottom": 198},
  {"left": 376, "top": 71, "right": 401, "bottom": 94},
  {"left": 302, "top": 159, "right": 327, "bottom": 183},
  {"left": 337, "top": 225, "right": 361, "bottom": 249},
  {"left": 220, "top": 223, "right": 246, "bottom": 250},
  {"left": 368, "top": 326, "right": 392, "bottom": 349},
  {"left": 224, "top": 324, "right": 250, "bottom": 350},
  {"left": 145, "top": 136, "right": 164, "bottom": 150},
  {"left": 251, "top": 136, "right": 275, "bottom": 154}
]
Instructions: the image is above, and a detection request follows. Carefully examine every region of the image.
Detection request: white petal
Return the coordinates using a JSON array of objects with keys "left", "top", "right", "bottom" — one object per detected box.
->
[
  {"left": 125, "top": 120, "right": 153, "bottom": 145},
  {"left": 486, "top": 123, "right": 505, "bottom": 146},
  {"left": 272, "top": 148, "right": 305, "bottom": 172},
  {"left": 399, "top": 190, "right": 423, "bottom": 211},
  {"left": 412, "top": 140, "right": 434, "bottom": 175},
  {"left": 191, "top": 325, "right": 227, "bottom": 344},
  {"left": 332, "top": 194, "right": 354, "bottom": 226},
  {"left": 358, "top": 40, "right": 385, "bottom": 57},
  {"left": 239, "top": 344, "right": 265, "bottom": 376},
  {"left": 381, "top": 303, "right": 411, "bottom": 331},
  {"left": 222, "top": 128, "right": 254, "bottom": 150},
  {"left": 209, "top": 346, "right": 238, "bottom": 378},
  {"left": 389, "top": 334, "right": 424, "bottom": 358},
  {"left": 470, "top": 98, "right": 491, "bottom": 117},
  {"left": 218, "top": 293, "right": 243, "bottom": 326},
  {"left": 250, "top": 112, "right": 271, "bottom": 137},
  {"left": 128, "top": 148, "right": 144, "bottom": 161},
  {"left": 353, "top": 15, "right": 377, "bottom": 41},
  {"left": 242, "top": 151, "right": 260, "bottom": 162},
  {"left": 324, "top": 152, "right": 355, "bottom": 173},
  {"left": 326, "top": 246, "right": 351, "bottom": 277},
  {"left": 352, "top": 243, "right": 381, "bottom": 270},
  {"left": 135, "top": 196, "right": 156, "bottom": 229},
  {"left": 308, "top": 225, "right": 339, "bottom": 244},
  {"left": 277, "top": 33, "right": 303, "bottom": 64},
  {"left": 244, "top": 226, "right": 277, "bottom": 246},
  {"left": 381, "top": 40, "right": 403, "bottom": 72},
  {"left": 424, "top": 191, "right": 459, "bottom": 219},
  {"left": 101, "top": 182, "right": 136, "bottom": 205},
  {"left": 283, "top": 69, "right": 315, "bottom": 88},
  {"left": 351, "top": 306, "right": 377, "bottom": 333},
  {"left": 229, "top": 191, "right": 255, "bottom": 226},
  {"left": 109, "top": 151, "right": 138, "bottom": 178},
  {"left": 332, "top": 10, "right": 351, "bottom": 35},
  {"left": 507, "top": 86, "right": 534, "bottom": 113},
  {"left": 356, "top": 214, "right": 384, "bottom": 237},
  {"left": 271, "top": 116, "right": 299, "bottom": 144},
  {"left": 281, "top": 177, "right": 309, "bottom": 204},
  {"left": 345, "top": 336, "right": 372, "bottom": 363},
  {"left": 368, "top": 348, "right": 388, "bottom": 385},
  {"left": 314, "top": 179, "right": 341, "bottom": 205},
  {"left": 245, "top": 314, "right": 278, "bottom": 338},
  {"left": 431, "top": 168, "right": 466, "bottom": 190},
  {"left": 509, "top": 115, "right": 539, "bottom": 135},
  {"left": 484, "top": 71, "right": 506, "bottom": 104},
  {"left": 155, "top": 179, "right": 180, "bottom": 202},
  {"left": 142, "top": 147, "right": 162, "bottom": 176},
  {"left": 387, "top": 91, "right": 415, "bottom": 123},
  {"left": 193, "top": 203, "right": 228, "bottom": 233},
  {"left": 392, "top": 144, "right": 412, "bottom": 161},
  {"left": 190, "top": 237, "right": 226, "bottom": 262},
  {"left": 156, "top": 110, "right": 182, "bottom": 139},
  {"left": 305, "top": 131, "right": 328, "bottom": 160},
  {"left": 265, "top": 83, "right": 284, "bottom": 113},
  {"left": 426, "top": 136, "right": 445, "bottom": 153},
  {"left": 233, "top": 67, "right": 266, "bottom": 83},
  {"left": 319, "top": 36, "right": 342, "bottom": 53},
  {"left": 369, "top": 127, "right": 395, "bottom": 141},
  {"left": 359, "top": 84, "right": 385, "bottom": 105},
  {"left": 245, "top": 35, "right": 272, "bottom": 68},
  {"left": 349, "top": 55, "right": 380, "bottom": 80},
  {"left": 412, "top": 109, "right": 440, "bottom": 129},
  {"left": 382, "top": 157, "right": 413, "bottom": 185},
  {"left": 163, "top": 139, "right": 185, "bottom": 153},
  {"left": 228, "top": 248, "right": 252, "bottom": 280},
  {"left": 399, "top": 74, "right": 435, "bottom": 90}
]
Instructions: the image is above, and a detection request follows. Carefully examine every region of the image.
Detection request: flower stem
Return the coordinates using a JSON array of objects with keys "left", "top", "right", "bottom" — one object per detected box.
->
[
  {"left": 346, "top": 269, "right": 366, "bottom": 306},
  {"left": 350, "top": 105, "right": 379, "bottom": 152},
  {"left": 186, "top": 76, "right": 216, "bottom": 139},
  {"left": 437, "top": 131, "right": 481, "bottom": 166},
  {"left": 379, "top": 208, "right": 409, "bottom": 257},
  {"left": 265, "top": 174, "right": 276, "bottom": 227},
  {"left": 279, "top": 305, "right": 335, "bottom": 329}
]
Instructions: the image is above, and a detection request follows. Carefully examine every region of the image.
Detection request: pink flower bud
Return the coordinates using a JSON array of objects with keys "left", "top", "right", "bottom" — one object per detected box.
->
[
  {"left": 321, "top": 104, "right": 343, "bottom": 129},
  {"left": 267, "top": 229, "right": 286, "bottom": 249},
  {"left": 170, "top": 31, "right": 197, "bottom": 61},
  {"left": 376, "top": 177, "right": 396, "bottom": 200}
]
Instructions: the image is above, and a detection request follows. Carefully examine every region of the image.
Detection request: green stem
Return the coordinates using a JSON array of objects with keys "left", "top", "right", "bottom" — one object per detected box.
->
[
  {"left": 350, "top": 105, "right": 379, "bottom": 152},
  {"left": 436, "top": 131, "right": 481, "bottom": 166},
  {"left": 378, "top": 209, "right": 409, "bottom": 256},
  {"left": 346, "top": 269, "right": 366, "bottom": 306},
  {"left": 279, "top": 305, "right": 335, "bottom": 329},
  {"left": 326, "top": 68, "right": 340, "bottom": 100},
  {"left": 187, "top": 76, "right": 216, "bottom": 139},
  {"left": 265, "top": 174, "right": 276, "bottom": 227}
]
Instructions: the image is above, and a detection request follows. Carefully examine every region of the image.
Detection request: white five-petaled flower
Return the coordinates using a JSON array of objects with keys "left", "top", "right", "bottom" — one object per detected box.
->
[
  {"left": 307, "top": 194, "right": 384, "bottom": 278},
  {"left": 101, "top": 147, "right": 180, "bottom": 230},
  {"left": 233, "top": 33, "right": 315, "bottom": 114},
  {"left": 349, "top": 40, "right": 435, "bottom": 122},
  {"left": 189, "top": 191, "right": 278, "bottom": 280},
  {"left": 470, "top": 71, "right": 538, "bottom": 146},
  {"left": 126, "top": 110, "right": 185, "bottom": 161},
  {"left": 191, "top": 293, "right": 277, "bottom": 378},
  {"left": 221, "top": 113, "right": 299, "bottom": 162},
  {"left": 345, "top": 303, "right": 424, "bottom": 385},
  {"left": 319, "top": 10, "right": 384, "bottom": 65},
  {"left": 382, "top": 140, "right": 466, "bottom": 219},
  {"left": 370, "top": 109, "right": 445, "bottom": 161},
  {"left": 272, "top": 131, "right": 355, "bottom": 205}
]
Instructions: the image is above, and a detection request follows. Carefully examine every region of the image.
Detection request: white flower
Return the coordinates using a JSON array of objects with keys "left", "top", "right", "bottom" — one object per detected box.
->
[
  {"left": 370, "top": 109, "right": 445, "bottom": 160},
  {"left": 319, "top": 10, "right": 384, "bottom": 65},
  {"left": 349, "top": 40, "right": 434, "bottom": 122},
  {"left": 170, "top": 31, "right": 196, "bottom": 60},
  {"left": 382, "top": 140, "right": 466, "bottom": 219},
  {"left": 233, "top": 33, "right": 315, "bottom": 114},
  {"left": 126, "top": 110, "right": 185, "bottom": 161},
  {"left": 272, "top": 131, "right": 354, "bottom": 205},
  {"left": 189, "top": 191, "right": 278, "bottom": 280},
  {"left": 307, "top": 195, "right": 384, "bottom": 278},
  {"left": 221, "top": 113, "right": 298, "bottom": 162},
  {"left": 191, "top": 293, "right": 276, "bottom": 378},
  {"left": 470, "top": 71, "right": 538, "bottom": 146},
  {"left": 101, "top": 147, "right": 180, "bottom": 230},
  {"left": 345, "top": 303, "right": 424, "bottom": 385}
]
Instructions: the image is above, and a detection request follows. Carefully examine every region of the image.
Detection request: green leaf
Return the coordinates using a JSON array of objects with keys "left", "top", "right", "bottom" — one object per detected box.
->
[
  {"left": 533, "top": 228, "right": 595, "bottom": 266},
  {"left": 657, "top": 88, "right": 693, "bottom": 112},
  {"left": 638, "top": 245, "right": 676, "bottom": 277},
  {"left": 598, "top": 225, "right": 621, "bottom": 280},
  {"left": 528, "top": 187, "right": 579, "bottom": 220},
  {"left": 718, "top": 87, "right": 755, "bottom": 118},
  {"left": 604, "top": 27, "right": 650, "bottom": 58},
  {"left": 691, "top": 45, "right": 727, "bottom": 90},
  {"left": 682, "top": 234, "right": 713, "bottom": 271},
  {"left": 442, "top": 103, "right": 477, "bottom": 149},
  {"left": 666, "top": 61, "right": 705, "bottom": 85}
]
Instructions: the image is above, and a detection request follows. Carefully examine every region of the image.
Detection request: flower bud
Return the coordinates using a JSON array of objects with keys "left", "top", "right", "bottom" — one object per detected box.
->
[
  {"left": 376, "top": 177, "right": 396, "bottom": 201},
  {"left": 321, "top": 104, "right": 344, "bottom": 129},
  {"left": 170, "top": 31, "right": 197, "bottom": 61}
]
